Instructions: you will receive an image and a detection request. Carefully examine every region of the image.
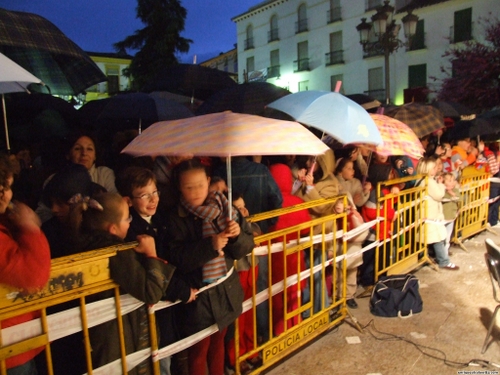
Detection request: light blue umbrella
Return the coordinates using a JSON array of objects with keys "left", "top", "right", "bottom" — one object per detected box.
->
[{"left": 267, "top": 90, "right": 383, "bottom": 146}]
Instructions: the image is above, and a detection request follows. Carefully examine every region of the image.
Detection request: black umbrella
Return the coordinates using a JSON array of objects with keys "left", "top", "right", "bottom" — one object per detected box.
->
[
  {"left": 444, "top": 118, "right": 500, "bottom": 142},
  {"left": 431, "top": 101, "right": 475, "bottom": 120},
  {"left": 0, "top": 8, "right": 106, "bottom": 95},
  {"left": 196, "top": 82, "right": 290, "bottom": 116},
  {"left": 345, "top": 93, "right": 381, "bottom": 111},
  {"left": 141, "top": 63, "right": 237, "bottom": 101}
]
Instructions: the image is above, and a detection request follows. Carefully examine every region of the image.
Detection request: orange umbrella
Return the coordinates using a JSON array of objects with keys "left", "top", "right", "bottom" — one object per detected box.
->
[{"left": 364, "top": 114, "right": 425, "bottom": 159}]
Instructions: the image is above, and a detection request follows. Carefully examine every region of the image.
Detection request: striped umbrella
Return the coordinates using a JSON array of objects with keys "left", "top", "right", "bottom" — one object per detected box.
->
[
  {"left": 364, "top": 114, "right": 425, "bottom": 159},
  {"left": 121, "top": 111, "right": 329, "bottom": 215},
  {"left": 384, "top": 102, "right": 444, "bottom": 139}
]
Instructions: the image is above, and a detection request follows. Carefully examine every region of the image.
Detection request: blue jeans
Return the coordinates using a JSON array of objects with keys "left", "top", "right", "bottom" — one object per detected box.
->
[
  {"left": 7, "top": 359, "right": 37, "bottom": 375},
  {"left": 302, "top": 249, "right": 329, "bottom": 318},
  {"left": 432, "top": 240, "right": 450, "bottom": 267}
]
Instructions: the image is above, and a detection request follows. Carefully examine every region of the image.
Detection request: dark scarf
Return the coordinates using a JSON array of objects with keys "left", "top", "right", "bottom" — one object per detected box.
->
[{"left": 181, "top": 191, "right": 238, "bottom": 283}]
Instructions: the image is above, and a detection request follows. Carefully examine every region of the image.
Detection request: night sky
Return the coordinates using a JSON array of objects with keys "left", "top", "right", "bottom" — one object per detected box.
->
[{"left": 0, "top": 0, "right": 258, "bottom": 63}]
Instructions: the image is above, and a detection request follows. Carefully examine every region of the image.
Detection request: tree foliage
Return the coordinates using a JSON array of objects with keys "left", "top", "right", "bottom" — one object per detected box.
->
[
  {"left": 114, "top": 0, "right": 192, "bottom": 90},
  {"left": 433, "top": 16, "right": 500, "bottom": 113}
]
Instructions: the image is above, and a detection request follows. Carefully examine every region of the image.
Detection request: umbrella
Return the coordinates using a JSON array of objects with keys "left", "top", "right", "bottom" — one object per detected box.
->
[
  {"left": 121, "top": 111, "right": 329, "bottom": 216},
  {"left": 141, "top": 63, "right": 238, "bottom": 101},
  {"left": 364, "top": 114, "right": 425, "bottom": 159},
  {"left": 345, "top": 93, "right": 381, "bottom": 111},
  {"left": 266, "top": 90, "right": 383, "bottom": 146},
  {"left": 0, "top": 51, "right": 43, "bottom": 151},
  {"left": 0, "top": 8, "right": 106, "bottom": 95},
  {"left": 445, "top": 118, "right": 500, "bottom": 142},
  {"left": 384, "top": 102, "right": 444, "bottom": 139},
  {"left": 431, "top": 101, "right": 475, "bottom": 120},
  {"left": 195, "top": 82, "right": 290, "bottom": 115}
]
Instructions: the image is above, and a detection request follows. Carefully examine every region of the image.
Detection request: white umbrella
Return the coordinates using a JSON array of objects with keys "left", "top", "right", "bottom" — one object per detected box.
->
[{"left": 0, "top": 52, "right": 44, "bottom": 152}]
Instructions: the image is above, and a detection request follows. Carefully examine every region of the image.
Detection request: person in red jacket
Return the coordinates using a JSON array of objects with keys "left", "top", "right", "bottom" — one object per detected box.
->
[
  {"left": 269, "top": 163, "right": 311, "bottom": 336},
  {"left": 0, "top": 153, "right": 51, "bottom": 374}
]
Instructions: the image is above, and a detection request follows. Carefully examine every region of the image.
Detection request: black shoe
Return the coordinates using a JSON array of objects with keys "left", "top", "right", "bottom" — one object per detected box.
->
[{"left": 346, "top": 299, "right": 358, "bottom": 309}]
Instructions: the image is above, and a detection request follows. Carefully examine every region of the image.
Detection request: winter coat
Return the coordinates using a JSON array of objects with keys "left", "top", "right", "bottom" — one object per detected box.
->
[
  {"left": 214, "top": 157, "right": 283, "bottom": 233},
  {"left": 418, "top": 178, "right": 447, "bottom": 244},
  {"left": 336, "top": 174, "right": 370, "bottom": 208},
  {"left": 0, "top": 216, "right": 51, "bottom": 369},
  {"left": 361, "top": 189, "right": 396, "bottom": 241},
  {"left": 161, "top": 204, "right": 255, "bottom": 337}
]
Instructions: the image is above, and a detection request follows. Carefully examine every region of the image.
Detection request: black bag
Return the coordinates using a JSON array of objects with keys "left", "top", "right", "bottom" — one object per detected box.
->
[{"left": 369, "top": 274, "right": 423, "bottom": 317}]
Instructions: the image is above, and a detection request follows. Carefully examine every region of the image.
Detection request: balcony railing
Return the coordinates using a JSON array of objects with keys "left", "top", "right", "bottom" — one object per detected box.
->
[
  {"left": 365, "top": 0, "right": 382, "bottom": 11},
  {"left": 327, "top": 7, "right": 342, "bottom": 23},
  {"left": 268, "top": 28, "right": 279, "bottom": 43},
  {"left": 267, "top": 65, "right": 280, "bottom": 78},
  {"left": 361, "top": 43, "right": 384, "bottom": 58},
  {"left": 244, "top": 38, "right": 254, "bottom": 50},
  {"left": 295, "top": 18, "right": 308, "bottom": 34},
  {"left": 325, "top": 50, "right": 344, "bottom": 66},
  {"left": 294, "top": 58, "right": 310, "bottom": 72}
]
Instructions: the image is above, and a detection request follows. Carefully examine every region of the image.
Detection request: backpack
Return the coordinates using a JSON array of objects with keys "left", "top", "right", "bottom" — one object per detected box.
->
[{"left": 369, "top": 274, "right": 423, "bottom": 318}]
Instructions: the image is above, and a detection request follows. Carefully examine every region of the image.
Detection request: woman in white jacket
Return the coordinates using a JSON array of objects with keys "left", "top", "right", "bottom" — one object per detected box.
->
[{"left": 416, "top": 157, "right": 459, "bottom": 270}]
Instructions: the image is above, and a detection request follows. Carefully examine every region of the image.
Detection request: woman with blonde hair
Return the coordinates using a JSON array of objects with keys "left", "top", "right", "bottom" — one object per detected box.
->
[{"left": 416, "top": 157, "right": 459, "bottom": 270}]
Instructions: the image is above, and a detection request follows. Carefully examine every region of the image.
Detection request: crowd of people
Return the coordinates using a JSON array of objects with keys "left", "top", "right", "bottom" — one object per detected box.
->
[{"left": 1, "top": 124, "right": 500, "bottom": 375}]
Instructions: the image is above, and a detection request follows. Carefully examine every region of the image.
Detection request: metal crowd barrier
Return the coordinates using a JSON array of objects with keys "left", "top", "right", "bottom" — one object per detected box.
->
[{"left": 452, "top": 172, "right": 491, "bottom": 251}]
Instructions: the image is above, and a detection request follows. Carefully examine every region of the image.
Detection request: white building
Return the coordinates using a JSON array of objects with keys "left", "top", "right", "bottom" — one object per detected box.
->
[{"left": 232, "top": 0, "right": 498, "bottom": 104}]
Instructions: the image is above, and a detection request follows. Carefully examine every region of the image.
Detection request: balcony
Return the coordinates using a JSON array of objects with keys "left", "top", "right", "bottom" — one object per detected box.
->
[
  {"left": 365, "top": 0, "right": 382, "bottom": 11},
  {"left": 361, "top": 42, "right": 384, "bottom": 58},
  {"left": 295, "top": 18, "right": 308, "bottom": 34},
  {"left": 325, "top": 50, "right": 344, "bottom": 66},
  {"left": 364, "top": 88, "right": 385, "bottom": 103},
  {"left": 327, "top": 7, "right": 342, "bottom": 23},
  {"left": 244, "top": 38, "right": 254, "bottom": 50},
  {"left": 294, "top": 58, "right": 310, "bottom": 72},
  {"left": 267, "top": 65, "right": 280, "bottom": 79},
  {"left": 268, "top": 28, "right": 279, "bottom": 43}
]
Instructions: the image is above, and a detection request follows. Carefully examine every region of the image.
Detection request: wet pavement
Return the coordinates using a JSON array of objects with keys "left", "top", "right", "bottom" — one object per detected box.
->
[{"left": 264, "top": 228, "right": 500, "bottom": 375}]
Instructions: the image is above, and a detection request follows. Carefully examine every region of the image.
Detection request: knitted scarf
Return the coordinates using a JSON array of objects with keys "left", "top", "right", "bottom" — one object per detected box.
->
[{"left": 181, "top": 191, "right": 238, "bottom": 283}]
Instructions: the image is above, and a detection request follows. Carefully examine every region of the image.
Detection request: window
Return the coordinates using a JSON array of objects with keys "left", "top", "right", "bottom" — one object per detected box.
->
[
  {"left": 299, "top": 80, "right": 309, "bottom": 92},
  {"left": 408, "top": 64, "right": 427, "bottom": 88},
  {"left": 368, "top": 67, "right": 385, "bottom": 102},
  {"left": 106, "top": 66, "right": 120, "bottom": 94},
  {"left": 269, "top": 49, "right": 280, "bottom": 78},
  {"left": 245, "top": 24, "right": 254, "bottom": 50},
  {"left": 246, "top": 56, "right": 255, "bottom": 75},
  {"left": 268, "top": 15, "right": 279, "bottom": 42},
  {"left": 453, "top": 8, "right": 472, "bottom": 43},
  {"left": 365, "top": 0, "right": 382, "bottom": 11},
  {"left": 326, "top": 31, "right": 343, "bottom": 65},
  {"left": 296, "top": 4, "right": 308, "bottom": 33},
  {"left": 330, "top": 74, "right": 344, "bottom": 93},
  {"left": 409, "top": 19, "right": 425, "bottom": 50},
  {"left": 295, "top": 41, "right": 309, "bottom": 72},
  {"left": 327, "top": 0, "right": 341, "bottom": 23}
]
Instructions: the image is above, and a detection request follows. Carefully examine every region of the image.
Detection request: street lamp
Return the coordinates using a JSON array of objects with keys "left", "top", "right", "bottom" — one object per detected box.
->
[{"left": 356, "top": 1, "right": 419, "bottom": 104}]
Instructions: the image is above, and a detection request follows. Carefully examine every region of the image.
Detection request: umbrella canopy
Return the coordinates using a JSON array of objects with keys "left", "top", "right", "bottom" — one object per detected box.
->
[
  {"left": 195, "top": 82, "right": 290, "bottom": 115},
  {"left": 365, "top": 114, "right": 425, "bottom": 159},
  {"left": 266, "top": 90, "right": 382, "bottom": 146},
  {"left": 445, "top": 118, "right": 500, "bottom": 141},
  {"left": 141, "top": 63, "right": 237, "bottom": 101},
  {"left": 121, "top": 111, "right": 328, "bottom": 158},
  {"left": 431, "top": 101, "right": 475, "bottom": 120},
  {"left": 384, "top": 102, "right": 444, "bottom": 139},
  {"left": 0, "top": 8, "right": 106, "bottom": 95},
  {"left": 0, "top": 52, "right": 43, "bottom": 151},
  {"left": 345, "top": 93, "right": 381, "bottom": 111}
]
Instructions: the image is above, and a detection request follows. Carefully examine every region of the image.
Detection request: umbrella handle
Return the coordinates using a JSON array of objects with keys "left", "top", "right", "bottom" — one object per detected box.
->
[{"left": 227, "top": 156, "right": 232, "bottom": 219}]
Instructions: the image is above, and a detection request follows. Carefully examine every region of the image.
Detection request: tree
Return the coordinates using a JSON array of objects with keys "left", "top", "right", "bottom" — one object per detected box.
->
[
  {"left": 114, "top": 0, "right": 192, "bottom": 90},
  {"left": 432, "top": 16, "right": 500, "bottom": 113}
]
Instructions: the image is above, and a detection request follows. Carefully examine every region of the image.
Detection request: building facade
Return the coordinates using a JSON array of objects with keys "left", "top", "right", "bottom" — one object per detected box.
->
[
  {"left": 232, "top": 0, "right": 497, "bottom": 104},
  {"left": 85, "top": 51, "right": 133, "bottom": 101},
  {"left": 200, "top": 47, "right": 239, "bottom": 82}
]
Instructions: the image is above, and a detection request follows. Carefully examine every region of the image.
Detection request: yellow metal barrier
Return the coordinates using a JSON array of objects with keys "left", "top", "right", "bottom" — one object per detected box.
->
[
  {"left": 372, "top": 175, "right": 432, "bottom": 282},
  {"left": 452, "top": 172, "right": 490, "bottom": 251}
]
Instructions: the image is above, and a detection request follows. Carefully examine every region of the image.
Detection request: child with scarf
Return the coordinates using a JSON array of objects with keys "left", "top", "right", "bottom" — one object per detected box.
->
[{"left": 162, "top": 158, "right": 254, "bottom": 375}]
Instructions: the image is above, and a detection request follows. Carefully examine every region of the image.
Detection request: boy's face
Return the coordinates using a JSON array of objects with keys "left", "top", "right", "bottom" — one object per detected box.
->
[
  {"left": 179, "top": 169, "right": 210, "bottom": 208},
  {"left": 129, "top": 180, "right": 159, "bottom": 217},
  {"left": 444, "top": 176, "right": 456, "bottom": 189},
  {"left": 233, "top": 197, "right": 249, "bottom": 217}
]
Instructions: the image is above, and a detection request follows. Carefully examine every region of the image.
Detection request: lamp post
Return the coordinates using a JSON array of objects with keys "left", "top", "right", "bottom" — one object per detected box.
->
[{"left": 356, "top": 1, "right": 419, "bottom": 105}]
